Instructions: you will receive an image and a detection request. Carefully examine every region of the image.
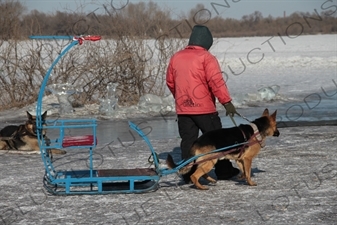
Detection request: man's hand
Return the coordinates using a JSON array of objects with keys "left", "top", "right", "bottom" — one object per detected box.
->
[{"left": 223, "top": 102, "right": 238, "bottom": 117}]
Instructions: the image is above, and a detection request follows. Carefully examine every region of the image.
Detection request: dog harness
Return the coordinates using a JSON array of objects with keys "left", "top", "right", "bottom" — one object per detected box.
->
[
  {"left": 182, "top": 123, "right": 265, "bottom": 168},
  {"left": 249, "top": 123, "right": 266, "bottom": 148}
]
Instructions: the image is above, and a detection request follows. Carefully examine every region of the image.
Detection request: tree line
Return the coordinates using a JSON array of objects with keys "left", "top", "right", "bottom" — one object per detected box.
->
[
  {"left": 0, "top": 0, "right": 336, "bottom": 111},
  {"left": 1, "top": 0, "right": 337, "bottom": 40}
]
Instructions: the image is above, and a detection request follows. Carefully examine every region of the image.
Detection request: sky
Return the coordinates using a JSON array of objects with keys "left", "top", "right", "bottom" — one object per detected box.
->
[{"left": 19, "top": 0, "right": 334, "bottom": 19}]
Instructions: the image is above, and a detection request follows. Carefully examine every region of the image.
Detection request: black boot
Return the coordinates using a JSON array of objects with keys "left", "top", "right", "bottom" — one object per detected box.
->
[{"left": 214, "top": 159, "right": 240, "bottom": 180}]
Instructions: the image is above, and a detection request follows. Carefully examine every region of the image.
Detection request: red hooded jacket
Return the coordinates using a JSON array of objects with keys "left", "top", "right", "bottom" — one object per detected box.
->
[{"left": 166, "top": 45, "right": 232, "bottom": 115}]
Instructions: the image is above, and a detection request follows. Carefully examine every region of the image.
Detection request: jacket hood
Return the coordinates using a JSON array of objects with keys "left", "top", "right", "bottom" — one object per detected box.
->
[{"left": 188, "top": 25, "right": 213, "bottom": 50}]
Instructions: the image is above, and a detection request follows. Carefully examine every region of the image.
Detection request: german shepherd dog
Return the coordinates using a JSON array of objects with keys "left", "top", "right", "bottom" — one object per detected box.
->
[
  {"left": 166, "top": 109, "right": 280, "bottom": 190},
  {"left": 0, "top": 111, "right": 66, "bottom": 154}
]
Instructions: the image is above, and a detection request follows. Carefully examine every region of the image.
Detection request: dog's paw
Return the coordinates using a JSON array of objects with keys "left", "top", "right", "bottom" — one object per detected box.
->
[
  {"left": 247, "top": 181, "right": 257, "bottom": 186},
  {"left": 196, "top": 185, "right": 209, "bottom": 190},
  {"left": 238, "top": 174, "right": 245, "bottom": 180},
  {"left": 207, "top": 177, "right": 217, "bottom": 183}
]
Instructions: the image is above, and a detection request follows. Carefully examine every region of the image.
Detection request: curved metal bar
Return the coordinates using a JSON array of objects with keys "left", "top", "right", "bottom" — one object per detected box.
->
[
  {"left": 128, "top": 121, "right": 161, "bottom": 170},
  {"left": 31, "top": 37, "right": 79, "bottom": 180},
  {"left": 32, "top": 38, "right": 79, "bottom": 149}
]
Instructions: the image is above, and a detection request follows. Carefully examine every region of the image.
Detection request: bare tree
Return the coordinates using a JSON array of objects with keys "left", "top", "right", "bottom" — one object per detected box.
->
[
  {"left": 0, "top": 0, "right": 26, "bottom": 40},
  {"left": 0, "top": 1, "right": 336, "bottom": 111}
]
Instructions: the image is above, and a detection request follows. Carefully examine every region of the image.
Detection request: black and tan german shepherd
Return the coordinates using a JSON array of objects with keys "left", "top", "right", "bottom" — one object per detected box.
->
[
  {"left": 166, "top": 108, "right": 280, "bottom": 190},
  {"left": 0, "top": 111, "right": 66, "bottom": 154}
]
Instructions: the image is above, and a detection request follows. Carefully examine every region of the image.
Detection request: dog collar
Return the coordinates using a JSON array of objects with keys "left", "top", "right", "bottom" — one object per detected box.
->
[{"left": 250, "top": 123, "right": 266, "bottom": 148}]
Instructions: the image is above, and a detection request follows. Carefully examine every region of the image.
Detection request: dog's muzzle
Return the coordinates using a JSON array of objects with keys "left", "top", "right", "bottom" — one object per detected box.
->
[{"left": 273, "top": 129, "right": 280, "bottom": 137}]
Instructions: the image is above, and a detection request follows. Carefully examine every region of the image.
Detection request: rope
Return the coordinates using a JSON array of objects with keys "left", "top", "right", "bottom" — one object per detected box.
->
[
  {"left": 236, "top": 112, "right": 251, "bottom": 123},
  {"left": 187, "top": 145, "right": 247, "bottom": 167},
  {"left": 229, "top": 111, "right": 251, "bottom": 127},
  {"left": 229, "top": 114, "right": 238, "bottom": 127}
]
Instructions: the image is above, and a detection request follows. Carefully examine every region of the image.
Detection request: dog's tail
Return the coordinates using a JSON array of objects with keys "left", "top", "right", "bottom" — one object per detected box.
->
[
  {"left": 179, "top": 164, "right": 193, "bottom": 175},
  {"left": 166, "top": 154, "right": 177, "bottom": 169},
  {"left": 166, "top": 154, "right": 193, "bottom": 175}
]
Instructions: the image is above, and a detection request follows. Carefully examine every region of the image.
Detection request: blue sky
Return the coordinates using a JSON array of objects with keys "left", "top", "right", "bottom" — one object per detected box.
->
[{"left": 19, "top": 0, "right": 333, "bottom": 19}]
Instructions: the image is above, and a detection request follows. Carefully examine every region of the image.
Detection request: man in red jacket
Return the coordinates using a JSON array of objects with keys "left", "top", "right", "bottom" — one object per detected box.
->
[{"left": 166, "top": 25, "right": 239, "bottom": 183}]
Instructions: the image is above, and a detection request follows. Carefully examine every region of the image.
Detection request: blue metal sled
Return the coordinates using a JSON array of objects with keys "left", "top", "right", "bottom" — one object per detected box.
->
[{"left": 33, "top": 35, "right": 247, "bottom": 195}]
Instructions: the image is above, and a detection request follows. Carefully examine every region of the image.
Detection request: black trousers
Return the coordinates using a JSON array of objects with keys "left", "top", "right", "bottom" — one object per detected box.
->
[{"left": 177, "top": 112, "right": 234, "bottom": 177}]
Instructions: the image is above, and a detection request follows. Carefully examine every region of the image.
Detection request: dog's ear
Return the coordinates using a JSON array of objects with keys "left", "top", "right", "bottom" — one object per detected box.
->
[
  {"left": 270, "top": 110, "right": 277, "bottom": 121},
  {"left": 262, "top": 108, "right": 269, "bottom": 117},
  {"left": 42, "top": 111, "right": 48, "bottom": 120},
  {"left": 26, "top": 111, "right": 33, "bottom": 120}
]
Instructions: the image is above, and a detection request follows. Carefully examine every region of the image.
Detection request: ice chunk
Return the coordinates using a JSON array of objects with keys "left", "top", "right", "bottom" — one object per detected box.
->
[
  {"left": 57, "top": 95, "right": 74, "bottom": 114},
  {"left": 99, "top": 98, "right": 118, "bottom": 116},
  {"left": 138, "top": 94, "right": 163, "bottom": 112},
  {"left": 258, "top": 85, "right": 280, "bottom": 101},
  {"left": 139, "top": 94, "right": 163, "bottom": 105},
  {"left": 99, "top": 83, "right": 119, "bottom": 116},
  {"left": 47, "top": 83, "right": 76, "bottom": 96},
  {"left": 138, "top": 94, "right": 175, "bottom": 113},
  {"left": 47, "top": 83, "right": 76, "bottom": 114},
  {"left": 107, "top": 83, "right": 118, "bottom": 100},
  {"left": 162, "top": 95, "right": 175, "bottom": 107}
]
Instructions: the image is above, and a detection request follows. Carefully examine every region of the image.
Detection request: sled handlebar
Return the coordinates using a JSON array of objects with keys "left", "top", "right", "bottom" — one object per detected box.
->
[
  {"left": 29, "top": 35, "right": 102, "bottom": 45},
  {"left": 73, "top": 35, "right": 101, "bottom": 45}
]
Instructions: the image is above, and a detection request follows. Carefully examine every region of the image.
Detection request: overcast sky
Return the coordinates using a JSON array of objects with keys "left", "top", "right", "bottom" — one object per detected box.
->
[{"left": 19, "top": 0, "right": 333, "bottom": 19}]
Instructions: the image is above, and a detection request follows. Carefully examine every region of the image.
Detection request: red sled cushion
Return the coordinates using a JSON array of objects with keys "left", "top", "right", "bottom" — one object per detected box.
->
[{"left": 62, "top": 135, "right": 97, "bottom": 148}]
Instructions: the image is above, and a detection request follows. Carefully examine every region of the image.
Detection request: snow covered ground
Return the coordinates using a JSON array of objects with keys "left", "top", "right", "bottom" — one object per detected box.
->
[
  {"left": 0, "top": 126, "right": 336, "bottom": 224},
  {"left": 0, "top": 34, "right": 336, "bottom": 224}
]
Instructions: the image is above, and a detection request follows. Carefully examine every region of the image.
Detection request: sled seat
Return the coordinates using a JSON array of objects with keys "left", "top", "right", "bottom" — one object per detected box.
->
[
  {"left": 62, "top": 135, "right": 97, "bottom": 148},
  {"left": 97, "top": 168, "right": 157, "bottom": 177}
]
